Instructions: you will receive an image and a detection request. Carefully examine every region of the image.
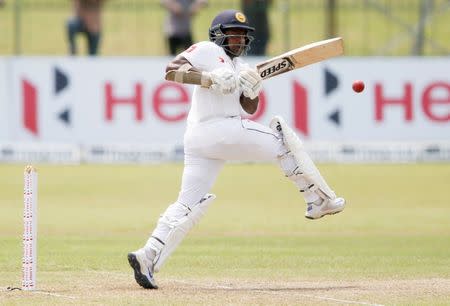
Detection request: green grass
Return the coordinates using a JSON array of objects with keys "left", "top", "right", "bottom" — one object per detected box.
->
[
  {"left": 0, "top": 163, "right": 449, "bottom": 304},
  {"left": 0, "top": 0, "right": 449, "bottom": 56}
]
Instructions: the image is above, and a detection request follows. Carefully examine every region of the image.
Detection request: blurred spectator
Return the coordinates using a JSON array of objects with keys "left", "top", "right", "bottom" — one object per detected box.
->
[
  {"left": 66, "top": 0, "right": 105, "bottom": 56},
  {"left": 241, "top": 0, "right": 271, "bottom": 56},
  {"left": 0, "top": 0, "right": 5, "bottom": 7},
  {"left": 161, "top": 0, "right": 208, "bottom": 55}
]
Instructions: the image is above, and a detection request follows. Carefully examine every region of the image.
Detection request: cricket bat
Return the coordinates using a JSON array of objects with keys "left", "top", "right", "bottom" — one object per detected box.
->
[
  {"left": 256, "top": 37, "right": 343, "bottom": 80},
  {"left": 165, "top": 37, "right": 344, "bottom": 86}
]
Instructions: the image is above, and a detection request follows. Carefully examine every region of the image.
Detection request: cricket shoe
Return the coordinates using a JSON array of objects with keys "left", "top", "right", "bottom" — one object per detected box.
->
[
  {"left": 305, "top": 197, "right": 346, "bottom": 220},
  {"left": 128, "top": 248, "right": 158, "bottom": 289}
]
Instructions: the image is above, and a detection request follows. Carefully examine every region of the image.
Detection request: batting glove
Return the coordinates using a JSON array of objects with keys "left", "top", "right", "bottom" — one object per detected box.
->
[
  {"left": 205, "top": 68, "right": 237, "bottom": 95},
  {"left": 239, "top": 68, "right": 262, "bottom": 99}
]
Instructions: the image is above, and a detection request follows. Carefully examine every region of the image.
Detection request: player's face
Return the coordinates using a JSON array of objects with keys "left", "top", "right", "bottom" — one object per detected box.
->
[{"left": 224, "top": 28, "right": 247, "bottom": 56}]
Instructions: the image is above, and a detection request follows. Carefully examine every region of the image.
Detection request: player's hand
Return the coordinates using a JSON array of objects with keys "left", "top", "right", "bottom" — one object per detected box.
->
[
  {"left": 239, "top": 68, "right": 262, "bottom": 100},
  {"left": 208, "top": 68, "right": 237, "bottom": 95}
]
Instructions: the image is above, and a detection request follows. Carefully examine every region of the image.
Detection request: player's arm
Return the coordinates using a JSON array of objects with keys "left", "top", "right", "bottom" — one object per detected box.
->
[
  {"left": 165, "top": 55, "right": 237, "bottom": 94},
  {"left": 165, "top": 55, "right": 212, "bottom": 87},
  {"left": 165, "top": 54, "right": 191, "bottom": 73},
  {"left": 240, "top": 95, "right": 259, "bottom": 114}
]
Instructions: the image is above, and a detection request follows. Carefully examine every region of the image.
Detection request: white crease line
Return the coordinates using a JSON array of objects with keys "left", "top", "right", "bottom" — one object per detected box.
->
[
  {"left": 172, "top": 281, "right": 384, "bottom": 306},
  {"left": 262, "top": 290, "right": 384, "bottom": 306},
  {"left": 30, "top": 290, "right": 77, "bottom": 299},
  {"left": 2, "top": 288, "right": 76, "bottom": 300}
]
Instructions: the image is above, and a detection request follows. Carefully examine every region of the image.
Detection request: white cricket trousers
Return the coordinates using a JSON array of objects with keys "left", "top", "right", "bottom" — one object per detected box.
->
[{"left": 150, "top": 117, "right": 317, "bottom": 243}]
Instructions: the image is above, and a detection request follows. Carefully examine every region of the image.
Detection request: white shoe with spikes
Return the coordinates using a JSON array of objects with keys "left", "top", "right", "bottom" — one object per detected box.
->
[
  {"left": 305, "top": 197, "right": 346, "bottom": 220},
  {"left": 128, "top": 248, "right": 158, "bottom": 289}
]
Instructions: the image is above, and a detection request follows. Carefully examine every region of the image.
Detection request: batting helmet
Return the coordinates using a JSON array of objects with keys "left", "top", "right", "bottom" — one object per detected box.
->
[{"left": 209, "top": 10, "right": 255, "bottom": 57}]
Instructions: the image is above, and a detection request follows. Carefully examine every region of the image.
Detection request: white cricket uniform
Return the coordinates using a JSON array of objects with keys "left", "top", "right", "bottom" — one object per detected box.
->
[
  {"left": 145, "top": 41, "right": 325, "bottom": 269},
  {"left": 150, "top": 41, "right": 287, "bottom": 240},
  {"left": 137, "top": 41, "right": 342, "bottom": 278}
]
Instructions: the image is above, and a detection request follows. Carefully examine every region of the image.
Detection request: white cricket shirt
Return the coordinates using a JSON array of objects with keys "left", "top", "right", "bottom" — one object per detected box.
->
[{"left": 181, "top": 41, "right": 249, "bottom": 124}]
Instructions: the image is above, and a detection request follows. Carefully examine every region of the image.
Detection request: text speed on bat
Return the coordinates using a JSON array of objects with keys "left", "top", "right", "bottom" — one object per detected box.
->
[{"left": 259, "top": 58, "right": 292, "bottom": 79}]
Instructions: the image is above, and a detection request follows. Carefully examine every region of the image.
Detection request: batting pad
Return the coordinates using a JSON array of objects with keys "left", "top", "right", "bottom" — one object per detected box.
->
[
  {"left": 270, "top": 116, "right": 336, "bottom": 200},
  {"left": 153, "top": 194, "right": 216, "bottom": 273}
]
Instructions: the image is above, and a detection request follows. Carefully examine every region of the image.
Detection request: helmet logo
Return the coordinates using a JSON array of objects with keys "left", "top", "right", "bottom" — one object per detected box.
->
[{"left": 235, "top": 12, "right": 246, "bottom": 23}]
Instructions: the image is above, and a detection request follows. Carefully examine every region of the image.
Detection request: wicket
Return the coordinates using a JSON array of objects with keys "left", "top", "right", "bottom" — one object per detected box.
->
[{"left": 22, "top": 165, "right": 38, "bottom": 290}]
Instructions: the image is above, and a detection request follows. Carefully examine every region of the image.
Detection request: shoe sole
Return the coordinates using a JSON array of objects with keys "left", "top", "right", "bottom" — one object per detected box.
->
[
  {"left": 305, "top": 206, "right": 345, "bottom": 220},
  {"left": 127, "top": 253, "right": 158, "bottom": 289},
  {"left": 305, "top": 210, "right": 341, "bottom": 220}
]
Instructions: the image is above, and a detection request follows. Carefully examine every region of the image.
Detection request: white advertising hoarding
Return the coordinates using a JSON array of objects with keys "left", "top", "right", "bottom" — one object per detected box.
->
[
  {"left": 323, "top": 58, "right": 450, "bottom": 141},
  {"left": 8, "top": 57, "right": 188, "bottom": 144},
  {"left": 0, "top": 58, "right": 9, "bottom": 140},
  {"left": 2, "top": 56, "right": 450, "bottom": 145}
]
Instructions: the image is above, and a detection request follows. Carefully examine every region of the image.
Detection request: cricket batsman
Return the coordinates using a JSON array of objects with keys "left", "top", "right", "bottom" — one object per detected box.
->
[{"left": 128, "top": 9, "right": 346, "bottom": 289}]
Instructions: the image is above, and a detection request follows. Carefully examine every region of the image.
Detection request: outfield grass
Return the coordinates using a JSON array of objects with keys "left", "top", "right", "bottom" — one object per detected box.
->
[{"left": 0, "top": 163, "right": 449, "bottom": 305}]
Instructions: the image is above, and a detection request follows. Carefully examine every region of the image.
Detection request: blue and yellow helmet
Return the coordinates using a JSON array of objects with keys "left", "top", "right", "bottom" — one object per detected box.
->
[{"left": 209, "top": 10, "right": 255, "bottom": 56}]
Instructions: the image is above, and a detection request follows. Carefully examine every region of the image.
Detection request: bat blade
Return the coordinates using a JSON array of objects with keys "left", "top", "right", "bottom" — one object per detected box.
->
[
  {"left": 256, "top": 37, "right": 344, "bottom": 80},
  {"left": 164, "top": 37, "right": 344, "bottom": 88}
]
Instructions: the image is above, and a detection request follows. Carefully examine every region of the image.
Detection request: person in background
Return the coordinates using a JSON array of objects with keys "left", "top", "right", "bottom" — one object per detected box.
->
[
  {"left": 241, "top": 0, "right": 271, "bottom": 56},
  {"left": 161, "top": 0, "right": 208, "bottom": 55},
  {"left": 66, "top": 0, "right": 105, "bottom": 55}
]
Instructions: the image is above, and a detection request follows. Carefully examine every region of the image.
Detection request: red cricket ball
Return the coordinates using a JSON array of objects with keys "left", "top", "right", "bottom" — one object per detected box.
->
[{"left": 352, "top": 80, "right": 365, "bottom": 93}]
